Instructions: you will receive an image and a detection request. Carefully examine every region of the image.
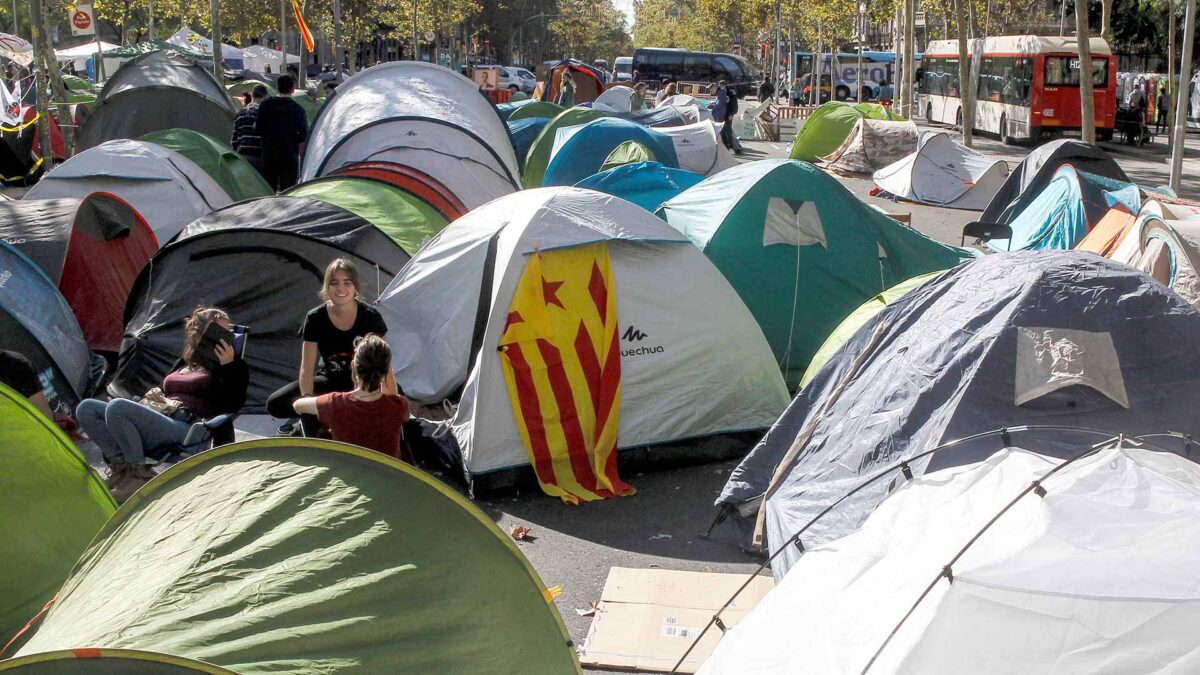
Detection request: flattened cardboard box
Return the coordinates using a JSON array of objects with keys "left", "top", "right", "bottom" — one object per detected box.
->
[{"left": 579, "top": 566, "right": 774, "bottom": 673}]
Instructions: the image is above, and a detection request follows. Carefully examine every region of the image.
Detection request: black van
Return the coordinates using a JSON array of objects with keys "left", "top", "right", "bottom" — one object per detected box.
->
[{"left": 632, "top": 48, "right": 755, "bottom": 97}]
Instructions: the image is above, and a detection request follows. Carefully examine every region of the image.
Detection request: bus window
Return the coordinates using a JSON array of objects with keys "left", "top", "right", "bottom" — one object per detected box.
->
[
  {"left": 1044, "top": 56, "right": 1109, "bottom": 87},
  {"left": 714, "top": 55, "right": 744, "bottom": 81},
  {"left": 945, "top": 58, "right": 961, "bottom": 97},
  {"left": 685, "top": 54, "right": 713, "bottom": 80},
  {"left": 1007, "top": 57, "right": 1032, "bottom": 106}
]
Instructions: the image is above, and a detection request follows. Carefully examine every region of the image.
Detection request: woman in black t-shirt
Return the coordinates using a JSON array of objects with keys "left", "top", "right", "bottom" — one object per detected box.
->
[{"left": 266, "top": 258, "right": 388, "bottom": 435}]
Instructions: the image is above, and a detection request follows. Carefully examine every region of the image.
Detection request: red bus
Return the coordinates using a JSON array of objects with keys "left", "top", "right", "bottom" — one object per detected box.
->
[{"left": 920, "top": 36, "right": 1117, "bottom": 143}]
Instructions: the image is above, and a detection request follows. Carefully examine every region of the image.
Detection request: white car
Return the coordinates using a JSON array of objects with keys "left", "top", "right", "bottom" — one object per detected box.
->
[{"left": 509, "top": 67, "right": 537, "bottom": 94}]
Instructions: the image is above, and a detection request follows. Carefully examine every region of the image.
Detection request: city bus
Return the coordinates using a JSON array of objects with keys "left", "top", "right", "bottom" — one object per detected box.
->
[
  {"left": 920, "top": 36, "right": 1117, "bottom": 144},
  {"left": 793, "top": 51, "right": 918, "bottom": 100}
]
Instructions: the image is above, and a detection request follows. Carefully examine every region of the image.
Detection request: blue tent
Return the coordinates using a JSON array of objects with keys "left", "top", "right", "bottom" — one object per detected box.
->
[
  {"left": 0, "top": 241, "right": 94, "bottom": 415},
  {"left": 609, "top": 106, "right": 688, "bottom": 127},
  {"left": 575, "top": 162, "right": 704, "bottom": 213},
  {"left": 507, "top": 117, "right": 550, "bottom": 173},
  {"left": 542, "top": 117, "right": 679, "bottom": 186},
  {"left": 989, "top": 165, "right": 1134, "bottom": 251}
]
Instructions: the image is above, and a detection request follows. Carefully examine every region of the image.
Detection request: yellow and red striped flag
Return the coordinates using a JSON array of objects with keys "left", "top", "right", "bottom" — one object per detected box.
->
[
  {"left": 290, "top": 0, "right": 315, "bottom": 52},
  {"left": 498, "top": 244, "right": 633, "bottom": 505}
]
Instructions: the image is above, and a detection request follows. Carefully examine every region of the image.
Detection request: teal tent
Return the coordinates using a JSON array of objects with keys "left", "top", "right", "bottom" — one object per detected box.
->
[
  {"left": 0, "top": 384, "right": 115, "bottom": 645},
  {"left": 989, "top": 165, "right": 1134, "bottom": 251},
  {"left": 541, "top": 117, "right": 678, "bottom": 187},
  {"left": 506, "top": 117, "right": 550, "bottom": 172},
  {"left": 522, "top": 107, "right": 607, "bottom": 187},
  {"left": 658, "top": 159, "right": 975, "bottom": 390},
  {"left": 10, "top": 439, "right": 580, "bottom": 674},
  {"left": 140, "top": 129, "right": 273, "bottom": 202},
  {"left": 575, "top": 162, "right": 703, "bottom": 213}
]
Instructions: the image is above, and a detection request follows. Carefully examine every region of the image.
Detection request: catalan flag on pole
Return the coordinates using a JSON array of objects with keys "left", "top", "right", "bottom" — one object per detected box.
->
[
  {"left": 290, "top": 0, "right": 315, "bottom": 52},
  {"left": 498, "top": 244, "right": 633, "bottom": 505}
]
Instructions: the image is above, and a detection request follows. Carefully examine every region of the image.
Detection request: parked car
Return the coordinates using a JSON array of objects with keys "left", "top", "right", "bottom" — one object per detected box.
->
[{"left": 476, "top": 65, "right": 536, "bottom": 94}]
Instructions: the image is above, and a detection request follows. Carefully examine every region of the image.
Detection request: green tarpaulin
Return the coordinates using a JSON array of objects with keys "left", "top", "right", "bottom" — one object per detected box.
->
[
  {"left": 99, "top": 40, "right": 209, "bottom": 61},
  {"left": 799, "top": 272, "right": 940, "bottom": 388},
  {"left": 522, "top": 107, "right": 606, "bottom": 188},
  {"left": 0, "top": 384, "right": 115, "bottom": 644},
  {"left": 600, "top": 140, "right": 656, "bottom": 172},
  {"left": 286, "top": 177, "right": 449, "bottom": 255},
  {"left": 789, "top": 101, "right": 903, "bottom": 162},
  {"left": 226, "top": 80, "right": 277, "bottom": 109},
  {"left": 141, "top": 128, "right": 273, "bottom": 203},
  {"left": 12, "top": 439, "right": 579, "bottom": 674},
  {"left": 291, "top": 92, "right": 321, "bottom": 128},
  {"left": 658, "top": 159, "right": 973, "bottom": 391}
]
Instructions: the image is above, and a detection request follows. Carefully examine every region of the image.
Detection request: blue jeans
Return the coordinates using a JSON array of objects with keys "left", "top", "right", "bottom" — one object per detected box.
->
[{"left": 76, "top": 398, "right": 191, "bottom": 465}]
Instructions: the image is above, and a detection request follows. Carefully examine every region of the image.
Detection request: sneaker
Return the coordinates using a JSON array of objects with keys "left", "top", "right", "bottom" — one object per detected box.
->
[{"left": 277, "top": 419, "right": 302, "bottom": 436}]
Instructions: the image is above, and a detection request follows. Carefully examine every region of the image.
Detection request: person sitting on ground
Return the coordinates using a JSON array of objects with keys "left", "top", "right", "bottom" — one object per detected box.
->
[
  {"left": 266, "top": 258, "right": 388, "bottom": 437},
  {"left": 293, "top": 334, "right": 411, "bottom": 462},
  {"left": 255, "top": 74, "right": 308, "bottom": 191},
  {"left": 0, "top": 349, "right": 53, "bottom": 418},
  {"left": 555, "top": 70, "right": 576, "bottom": 107},
  {"left": 76, "top": 307, "right": 249, "bottom": 501},
  {"left": 231, "top": 83, "right": 268, "bottom": 172}
]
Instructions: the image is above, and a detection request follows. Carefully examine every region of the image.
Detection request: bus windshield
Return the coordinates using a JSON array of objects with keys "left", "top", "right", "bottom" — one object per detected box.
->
[{"left": 1044, "top": 56, "right": 1108, "bottom": 87}]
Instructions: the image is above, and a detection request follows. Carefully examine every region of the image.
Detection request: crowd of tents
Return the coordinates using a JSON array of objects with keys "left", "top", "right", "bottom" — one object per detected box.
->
[{"left": 4, "top": 48, "right": 1200, "bottom": 672}]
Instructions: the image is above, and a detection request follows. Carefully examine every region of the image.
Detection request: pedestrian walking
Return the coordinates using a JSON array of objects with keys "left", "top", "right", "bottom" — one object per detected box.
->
[
  {"left": 231, "top": 84, "right": 268, "bottom": 172},
  {"left": 255, "top": 75, "right": 308, "bottom": 192},
  {"left": 1156, "top": 87, "right": 1171, "bottom": 135}
]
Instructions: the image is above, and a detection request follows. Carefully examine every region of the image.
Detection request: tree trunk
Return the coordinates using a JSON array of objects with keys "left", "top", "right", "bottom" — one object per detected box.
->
[
  {"left": 954, "top": 0, "right": 972, "bottom": 146},
  {"left": 332, "top": 0, "right": 342, "bottom": 77},
  {"left": 895, "top": 4, "right": 905, "bottom": 111},
  {"left": 1100, "top": 0, "right": 1112, "bottom": 40},
  {"left": 903, "top": 0, "right": 915, "bottom": 116},
  {"left": 1075, "top": 0, "right": 1096, "bottom": 142},
  {"left": 1168, "top": 0, "right": 1176, "bottom": 128}
]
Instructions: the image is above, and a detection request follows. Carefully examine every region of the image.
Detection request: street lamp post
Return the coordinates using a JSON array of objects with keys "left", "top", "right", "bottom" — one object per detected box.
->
[{"left": 1169, "top": 0, "right": 1196, "bottom": 192}]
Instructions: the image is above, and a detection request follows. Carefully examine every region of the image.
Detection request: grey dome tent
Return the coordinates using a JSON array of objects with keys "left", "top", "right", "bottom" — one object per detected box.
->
[
  {"left": 980, "top": 139, "right": 1129, "bottom": 224},
  {"left": 77, "top": 50, "right": 236, "bottom": 151},
  {"left": 0, "top": 242, "right": 97, "bottom": 416},
  {"left": 716, "top": 251, "right": 1200, "bottom": 579},
  {"left": 7, "top": 438, "right": 579, "bottom": 674},
  {"left": 111, "top": 228, "right": 402, "bottom": 412},
  {"left": 301, "top": 61, "right": 520, "bottom": 210},
  {"left": 172, "top": 195, "right": 411, "bottom": 272}
]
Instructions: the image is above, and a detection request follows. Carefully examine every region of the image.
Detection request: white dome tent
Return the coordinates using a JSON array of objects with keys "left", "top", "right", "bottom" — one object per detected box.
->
[
  {"left": 377, "top": 187, "right": 790, "bottom": 482},
  {"left": 24, "top": 139, "right": 231, "bottom": 245},
  {"left": 301, "top": 61, "right": 521, "bottom": 209},
  {"left": 656, "top": 121, "right": 738, "bottom": 176},
  {"left": 701, "top": 442, "right": 1200, "bottom": 674},
  {"left": 872, "top": 131, "right": 1010, "bottom": 210}
]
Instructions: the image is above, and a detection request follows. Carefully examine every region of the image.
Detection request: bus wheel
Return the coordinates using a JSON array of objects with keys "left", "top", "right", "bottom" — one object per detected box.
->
[
  {"left": 835, "top": 85, "right": 851, "bottom": 101},
  {"left": 926, "top": 102, "right": 933, "bottom": 121},
  {"left": 955, "top": 108, "right": 963, "bottom": 129},
  {"left": 1000, "top": 115, "right": 1015, "bottom": 145},
  {"left": 1098, "top": 128, "right": 1114, "bottom": 142}
]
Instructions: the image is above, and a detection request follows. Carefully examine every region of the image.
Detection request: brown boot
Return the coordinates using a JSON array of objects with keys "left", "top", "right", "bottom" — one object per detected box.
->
[
  {"left": 104, "top": 462, "right": 130, "bottom": 490},
  {"left": 111, "top": 464, "right": 156, "bottom": 504}
]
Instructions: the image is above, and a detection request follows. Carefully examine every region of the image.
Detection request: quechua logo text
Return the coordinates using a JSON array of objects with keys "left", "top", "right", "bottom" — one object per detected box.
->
[{"left": 621, "top": 325, "right": 664, "bottom": 357}]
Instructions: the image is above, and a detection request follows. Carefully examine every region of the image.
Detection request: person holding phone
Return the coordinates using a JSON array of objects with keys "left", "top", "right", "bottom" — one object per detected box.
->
[
  {"left": 293, "top": 334, "right": 410, "bottom": 461},
  {"left": 76, "top": 307, "right": 250, "bottom": 502},
  {"left": 266, "top": 258, "right": 388, "bottom": 437}
]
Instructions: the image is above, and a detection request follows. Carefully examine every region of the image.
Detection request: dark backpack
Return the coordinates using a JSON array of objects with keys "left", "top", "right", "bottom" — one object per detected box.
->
[{"left": 728, "top": 92, "right": 739, "bottom": 115}]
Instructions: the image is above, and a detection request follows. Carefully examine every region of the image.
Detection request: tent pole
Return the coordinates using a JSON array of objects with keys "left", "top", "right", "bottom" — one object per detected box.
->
[{"left": 1169, "top": 0, "right": 1196, "bottom": 192}]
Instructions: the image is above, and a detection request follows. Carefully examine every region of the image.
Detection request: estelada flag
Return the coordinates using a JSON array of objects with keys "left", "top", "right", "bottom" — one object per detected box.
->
[
  {"left": 290, "top": 0, "right": 315, "bottom": 52},
  {"left": 498, "top": 244, "right": 634, "bottom": 505}
]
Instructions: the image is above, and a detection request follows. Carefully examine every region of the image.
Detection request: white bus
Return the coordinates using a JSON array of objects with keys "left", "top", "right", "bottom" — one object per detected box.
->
[{"left": 920, "top": 36, "right": 1117, "bottom": 144}]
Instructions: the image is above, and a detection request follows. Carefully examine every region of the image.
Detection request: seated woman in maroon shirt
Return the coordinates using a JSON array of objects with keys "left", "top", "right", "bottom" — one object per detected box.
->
[
  {"left": 293, "top": 334, "right": 411, "bottom": 462},
  {"left": 76, "top": 307, "right": 249, "bottom": 501}
]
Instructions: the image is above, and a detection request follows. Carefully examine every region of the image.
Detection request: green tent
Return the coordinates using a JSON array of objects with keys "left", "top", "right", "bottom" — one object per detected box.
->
[
  {"left": 508, "top": 100, "right": 564, "bottom": 122},
  {"left": 509, "top": 90, "right": 529, "bottom": 102},
  {"left": 286, "top": 176, "right": 449, "bottom": 255},
  {"left": 226, "top": 79, "right": 278, "bottom": 109},
  {"left": 799, "top": 272, "right": 940, "bottom": 388},
  {"left": 60, "top": 75, "right": 97, "bottom": 105},
  {"left": 0, "top": 384, "right": 115, "bottom": 644},
  {"left": 657, "top": 159, "right": 974, "bottom": 391},
  {"left": 0, "top": 649, "right": 233, "bottom": 673},
  {"left": 11, "top": 438, "right": 580, "bottom": 674},
  {"left": 789, "top": 102, "right": 904, "bottom": 162},
  {"left": 522, "top": 107, "right": 606, "bottom": 188},
  {"left": 99, "top": 40, "right": 209, "bottom": 61},
  {"left": 141, "top": 129, "right": 274, "bottom": 202},
  {"left": 291, "top": 92, "right": 322, "bottom": 128},
  {"left": 600, "top": 140, "right": 657, "bottom": 172}
]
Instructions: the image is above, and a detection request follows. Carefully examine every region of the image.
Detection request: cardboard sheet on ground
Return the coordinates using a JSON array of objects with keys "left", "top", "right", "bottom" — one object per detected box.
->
[{"left": 580, "top": 567, "right": 773, "bottom": 672}]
